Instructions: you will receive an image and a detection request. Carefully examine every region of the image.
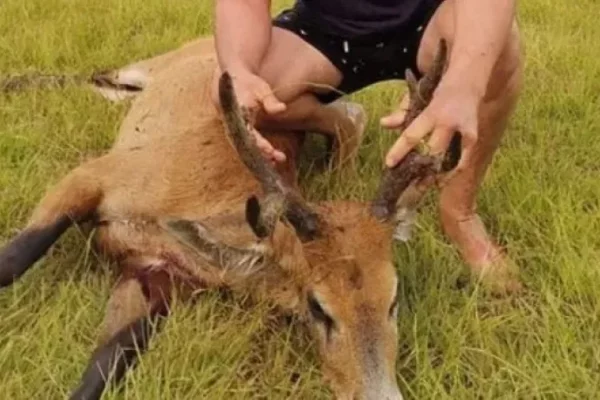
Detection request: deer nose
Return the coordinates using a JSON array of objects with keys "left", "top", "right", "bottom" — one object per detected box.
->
[
  {"left": 352, "top": 394, "right": 404, "bottom": 400},
  {"left": 360, "top": 383, "right": 404, "bottom": 400}
]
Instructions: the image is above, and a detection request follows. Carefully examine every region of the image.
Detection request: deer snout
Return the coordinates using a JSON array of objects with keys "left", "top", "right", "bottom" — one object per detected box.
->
[
  {"left": 356, "top": 332, "right": 404, "bottom": 400},
  {"left": 335, "top": 382, "right": 404, "bottom": 400},
  {"left": 359, "top": 380, "right": 404, "bottom": 400}
]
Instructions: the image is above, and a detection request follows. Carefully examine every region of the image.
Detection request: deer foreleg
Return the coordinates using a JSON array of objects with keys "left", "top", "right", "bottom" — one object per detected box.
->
[{"left": 69, "top": 259, "right": 174, "bottom": 400}]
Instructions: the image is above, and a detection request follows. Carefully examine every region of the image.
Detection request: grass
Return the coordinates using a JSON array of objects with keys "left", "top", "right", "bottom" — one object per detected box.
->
[{"left": 1, "top": 0, "right": 599, "bottom": 398}]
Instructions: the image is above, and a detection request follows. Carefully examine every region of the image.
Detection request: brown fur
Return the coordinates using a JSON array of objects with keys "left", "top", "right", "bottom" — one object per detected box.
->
[{"left": 0, "top": 37, "right": 451, "bottom": 400}]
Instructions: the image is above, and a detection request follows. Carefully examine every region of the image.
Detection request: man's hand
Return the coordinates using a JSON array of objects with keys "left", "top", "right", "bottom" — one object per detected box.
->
[
  {"left": 230, "top": 70, "right": 288, "bottom": 164},
  {"left": 379, "top": 0, "right": 516, "bottom": 170},
  {"left": 380, "top": 75, "right": 482, "bottom": 171}
]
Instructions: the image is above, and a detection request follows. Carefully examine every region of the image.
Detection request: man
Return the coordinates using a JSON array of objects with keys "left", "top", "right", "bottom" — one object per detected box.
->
[{"left": 211, "top": 0, "right": 523, "bottom": 291}]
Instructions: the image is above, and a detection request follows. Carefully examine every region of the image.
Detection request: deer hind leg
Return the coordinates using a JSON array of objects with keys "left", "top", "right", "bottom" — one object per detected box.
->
[
  {"left": 70, "top": 257, "right": 176, "bottom": 400},
  {"left": 90, "top": 38, "right": 215, "bottom": 103},
  {"left": 274, "top": 98, "right": 367, "bottom": 171},
  {"left": 0, "top": 157, "right": 107, "bottom": 288},
  {"left": 321, "top": 100, "right": 367, "bottom": 170}
]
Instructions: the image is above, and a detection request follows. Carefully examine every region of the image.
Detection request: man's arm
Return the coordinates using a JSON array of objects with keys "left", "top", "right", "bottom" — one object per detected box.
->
[
  {"left": 213, "top": 0, "right": 287, "bottom": 164},
  {"left": 446, "top": 0, "right": 517, "bottom": 97},
  {"left": 214, "top": 0, "right": 272, "bottom": 74}
]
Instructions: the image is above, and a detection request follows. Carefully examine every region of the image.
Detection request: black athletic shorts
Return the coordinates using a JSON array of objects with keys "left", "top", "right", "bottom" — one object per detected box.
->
[{"left": 272, "top": 0, "right": 445, "bottom": 104}]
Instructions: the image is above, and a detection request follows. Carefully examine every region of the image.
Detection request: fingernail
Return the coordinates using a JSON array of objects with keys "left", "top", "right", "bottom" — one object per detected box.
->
[{"left": 381, "top": 118, "right": 393, "bottom": 128}]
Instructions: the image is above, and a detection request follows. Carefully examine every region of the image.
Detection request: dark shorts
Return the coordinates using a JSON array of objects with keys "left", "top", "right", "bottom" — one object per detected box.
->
[{"left": 272, "top": 0, "right": 445, "bottom": 104}]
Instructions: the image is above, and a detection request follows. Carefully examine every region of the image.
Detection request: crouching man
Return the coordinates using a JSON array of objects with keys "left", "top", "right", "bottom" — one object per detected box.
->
[{"left": 211, "top": 0, "right": 524, "bottom": 292}]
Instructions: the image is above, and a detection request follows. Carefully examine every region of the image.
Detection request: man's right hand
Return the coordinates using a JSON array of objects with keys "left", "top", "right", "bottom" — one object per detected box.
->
[{"left": 230, "top": 70, "right": 288, "bottom": 164}]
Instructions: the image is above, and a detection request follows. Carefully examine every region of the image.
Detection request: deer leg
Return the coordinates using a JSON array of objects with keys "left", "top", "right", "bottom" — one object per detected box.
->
[
  {"left": 0, "top": 157, "right": 106, "bottom": 288},
  {"left": 70, "top": 259, "right": 174, "bottom": 400}
]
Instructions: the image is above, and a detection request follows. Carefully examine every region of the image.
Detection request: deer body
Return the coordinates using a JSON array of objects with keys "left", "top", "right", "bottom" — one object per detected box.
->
[
  {"left": 25, "top": 42, "right": 259, "bottom": 287},
  {"left": 0, "top": 37, "right": 454, "bottom": 400}
]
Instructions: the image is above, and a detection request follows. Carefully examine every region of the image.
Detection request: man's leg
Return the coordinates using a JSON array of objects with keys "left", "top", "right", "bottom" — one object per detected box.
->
[{"left": 417, "top": 0, "right": 524, "bottom": 290}]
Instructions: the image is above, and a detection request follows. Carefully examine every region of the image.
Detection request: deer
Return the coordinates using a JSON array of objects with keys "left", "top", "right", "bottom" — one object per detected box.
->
[{"left": 0, "top": 35, "right": 457, "bottom": 400}]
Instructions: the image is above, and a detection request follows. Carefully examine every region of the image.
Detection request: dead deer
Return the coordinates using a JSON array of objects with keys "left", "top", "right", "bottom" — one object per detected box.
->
[{"left": 0, "top": 36, "right": 456, "bottom": 400}]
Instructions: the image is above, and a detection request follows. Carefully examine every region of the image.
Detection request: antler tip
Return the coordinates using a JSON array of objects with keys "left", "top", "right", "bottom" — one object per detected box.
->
[{"left": 219, "top": 70, "right": 233, "bottom": 86}]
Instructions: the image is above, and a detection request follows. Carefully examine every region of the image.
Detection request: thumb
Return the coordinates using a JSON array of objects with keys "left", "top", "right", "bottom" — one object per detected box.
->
[
  {"left": 261, "top": 91, "right": 287, "bottom": 114},
  {"left": 255, "top": 80, "right": 286, "bottom": 114}
]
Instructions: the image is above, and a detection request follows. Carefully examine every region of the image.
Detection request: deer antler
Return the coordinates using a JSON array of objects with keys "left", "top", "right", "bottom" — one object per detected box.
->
[
  {"left": 218, "top": 72, "right": 321, "bottom": 241},
  {"left": 370, "top": 39, "right": 461, "bottom": 221}
]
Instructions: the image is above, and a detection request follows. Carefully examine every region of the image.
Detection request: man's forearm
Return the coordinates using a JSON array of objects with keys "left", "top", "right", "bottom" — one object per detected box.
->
[
  {"left": 214, "top": 0, "right": 272, "bottom": 74},
  {"left": 446, "top": 0, "right": 517, "bottom": 97}
]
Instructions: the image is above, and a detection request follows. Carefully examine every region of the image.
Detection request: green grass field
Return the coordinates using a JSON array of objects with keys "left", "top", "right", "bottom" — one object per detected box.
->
[{"left": 1, "top": 0, "right": 599, "bottom": 399}]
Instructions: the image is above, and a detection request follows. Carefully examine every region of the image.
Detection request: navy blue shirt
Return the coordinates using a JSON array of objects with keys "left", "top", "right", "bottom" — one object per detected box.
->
[{"left": 297, "top": 0, "right": 432, "bottom": 37}]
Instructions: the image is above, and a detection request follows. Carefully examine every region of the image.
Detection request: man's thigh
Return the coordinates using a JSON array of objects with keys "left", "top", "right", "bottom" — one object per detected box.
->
[{"left": 257, "top": 27, "right": 343, "bottom": 103}]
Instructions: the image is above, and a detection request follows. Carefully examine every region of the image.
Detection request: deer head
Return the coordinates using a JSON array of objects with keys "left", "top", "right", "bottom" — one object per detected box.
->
[{"left": 165, "top": 40, "right": 454, "bottom": 400}]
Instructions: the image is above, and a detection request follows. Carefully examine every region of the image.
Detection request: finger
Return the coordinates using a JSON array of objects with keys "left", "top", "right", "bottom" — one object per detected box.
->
[
  {"left": 251, "top": 128, "right": 288, "bottom": 164},
  {"left": 255, "top": 80, "right": 286, "bottom": 115},
  {"left": 384, "top": 113, "right": 434, "bottom": 167},
  {"left": 261, "top": 93, "right": 287, "bottom": 115},
  {"left": 252, "top": 128, "right": 276, "bottom": 154},
  {"left": 427, "top": 126, "right": 455, "bottom": 156},
  {"left": 380, "top": 93, "right": 410, "bottom": 130},
  {"left": 271, "top": 149, "right": 287, "bottom": 163},
  {"left": 380, "top": 111, "right": 406, "bottom": 129},
  {"left": 262, "top": 146, "right": 286, "bottom": 164}
]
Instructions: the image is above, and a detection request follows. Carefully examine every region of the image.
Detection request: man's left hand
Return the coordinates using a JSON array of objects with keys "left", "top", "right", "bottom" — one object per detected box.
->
[{"left": 380, "top": 76, "right": 483, "bottom": 171}]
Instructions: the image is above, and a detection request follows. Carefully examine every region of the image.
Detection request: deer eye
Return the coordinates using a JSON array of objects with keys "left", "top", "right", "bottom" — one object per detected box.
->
[{"left": 308, "top": 292, "right": 335, "bottom": 337}]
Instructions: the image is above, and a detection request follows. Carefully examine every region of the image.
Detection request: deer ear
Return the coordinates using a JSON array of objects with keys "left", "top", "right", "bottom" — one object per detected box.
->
[
  {"left": 245, "top": 196, "right": 269, "bottom": 239},
  {"left": 244, "top": 194, "right": 287, "bottom": 240}
]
